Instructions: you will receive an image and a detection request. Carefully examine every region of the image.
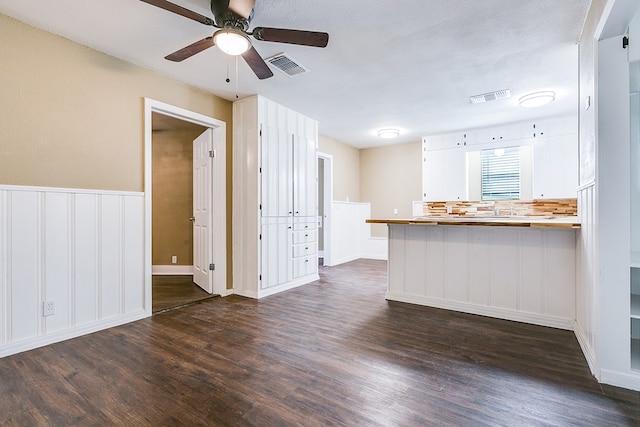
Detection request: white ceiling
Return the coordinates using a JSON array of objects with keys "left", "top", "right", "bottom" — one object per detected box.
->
[{"left": 0, "top": 0, "right": 591, "bottom": 148}]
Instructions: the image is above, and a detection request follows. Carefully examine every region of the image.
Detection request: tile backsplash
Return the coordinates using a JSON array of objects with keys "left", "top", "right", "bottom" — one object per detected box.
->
[{"left": 422, "top": 198, "right": 577, "bottom": 217}]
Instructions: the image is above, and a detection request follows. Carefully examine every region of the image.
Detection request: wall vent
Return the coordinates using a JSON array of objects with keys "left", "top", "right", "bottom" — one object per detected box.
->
[
  {"left": 266, "top": 53, "right": 309, "bottom": 76},
  {"left": 470, "top": 89, "right": 511, "bottom": 104}
]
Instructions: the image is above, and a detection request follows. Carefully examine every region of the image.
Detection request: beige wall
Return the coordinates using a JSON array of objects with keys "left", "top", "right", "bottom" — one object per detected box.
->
[
  {"left": 0, "top": 14, "right": 234, "bottom": 287},
  {"left": 318, "top": 135, "right": 360, "bottom": 202},
  {"left": 0, "top": 13, "right": 232, "bottom": 192},
  {"left": 152, "top": 129, "right": 205, "bottom": 266},
  {"left": 360, "top": 141, "right": 422, "bottom": 237}
]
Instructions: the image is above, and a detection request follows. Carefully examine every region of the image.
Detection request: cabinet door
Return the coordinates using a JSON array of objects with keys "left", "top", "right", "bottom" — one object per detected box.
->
[
  {"left": 532, "top": 135, "right": 578, "bottom": 198},
  {"left": 424, "top": 133, "right": 465, "bottom": 150},
  {"left": 423, "top": 149, "right": 467, "bottom": 201},
  {"left": 292, "top": 116, "right": 318, "bottom": 217},
  {"left": 260, "top": 217, "right": 292, "bottom": 289},
  {"left": 261, "top": 124, "right": 292, "bottom": 217},
  {"left": 469, "top": 127, "right": 497, "bottom": 145}
]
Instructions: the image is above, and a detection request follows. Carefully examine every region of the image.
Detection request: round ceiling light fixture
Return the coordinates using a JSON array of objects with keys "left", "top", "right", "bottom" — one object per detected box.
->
[
  {"left": 518, "top": 91, "right": 556, "bottom": 108},
  {"left": 377, "top": 128, "right": 400, "bottom": 139},
  {"left": 213, "top": 28, "right": 251, "bottom": 56}
]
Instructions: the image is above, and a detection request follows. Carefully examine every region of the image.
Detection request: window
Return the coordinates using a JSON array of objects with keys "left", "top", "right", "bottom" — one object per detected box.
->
[{"left": 481, "top": 147, "right": 520, "bottom": 200}]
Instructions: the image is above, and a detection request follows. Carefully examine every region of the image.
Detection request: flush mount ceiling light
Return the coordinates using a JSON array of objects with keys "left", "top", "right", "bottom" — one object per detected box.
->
[
  {"left": 213, "top": 28, "right": 251, "bottom": 56},
  {"left": 519, "top": 91, "right": 556, "bottom": 108},
  {"left": 378, "top": 129, "right": 400, "bottom": 139}
]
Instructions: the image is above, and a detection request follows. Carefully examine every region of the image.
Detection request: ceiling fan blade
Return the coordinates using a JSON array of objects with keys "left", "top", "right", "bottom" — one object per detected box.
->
[
  {"left": 140, "top": 0, "right": 215, "bottom": 26},
  {"left": 228, "top": 0, "right": 255, "bottom": 19},
  {"left": 165, "top": 37, "right": 216, "bottom": 62},
  {"left": 252, "top": 27, "right": 329, "bottom": 48},
  {"left": 241, "top": 46, "right": 274, "bottom": 80}
]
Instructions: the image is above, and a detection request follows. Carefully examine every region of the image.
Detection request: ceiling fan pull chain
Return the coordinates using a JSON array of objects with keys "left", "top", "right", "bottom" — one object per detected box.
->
[
  {"left": 225, "top": 55, "right": 230, "bottom": 83},
  {"left": 235, "top": 56, "right": 239, "bottom": 99}
]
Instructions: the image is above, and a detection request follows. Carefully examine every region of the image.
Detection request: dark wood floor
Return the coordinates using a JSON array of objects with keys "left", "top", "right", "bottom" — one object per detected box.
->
[
  {"left": 1, "top": 259, "right": 639, "bottom": 426},
  {"left": 152, "top": 275, "right": 215, "bottom": 313}
]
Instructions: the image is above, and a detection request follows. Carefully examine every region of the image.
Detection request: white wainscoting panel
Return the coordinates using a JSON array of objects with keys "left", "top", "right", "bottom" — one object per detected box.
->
[
  {"left": 386, "top": 224, "right": 577, "bottom": 330},
  {"left": 0, "top": 185, "right": 146, "bottom": 357},
  {"left": 575, "top": 183, "right": 597, "bottom": 374},
  {"left": 329, "top": 201, "right": 388, "bottom": 266}
]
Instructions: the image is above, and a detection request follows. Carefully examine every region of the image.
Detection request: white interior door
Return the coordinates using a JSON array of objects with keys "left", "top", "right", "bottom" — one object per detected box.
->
[{"left": 193, "top": 129, "right": 213, "bottom": 293}]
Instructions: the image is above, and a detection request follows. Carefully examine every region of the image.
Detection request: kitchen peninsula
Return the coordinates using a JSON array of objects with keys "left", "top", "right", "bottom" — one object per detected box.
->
[{"left": 368, "top": 210, "right": 580, "bottom": 330}]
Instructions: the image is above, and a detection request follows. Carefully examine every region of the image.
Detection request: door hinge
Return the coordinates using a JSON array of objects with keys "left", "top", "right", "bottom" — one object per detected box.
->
[
  {"left": 259, "top": 274, "right": 262, "bottom": 281},
  {"left": 623, "top": 36, "right": 629, "bottom": 49},
  {"left": 209, "top": 263, "right": 215, "bottom": 271},
  {"left": 259, "top": 234, "right": 262, "bottom": 240},
  {"left": 259, "top": 128, "right": 262, "bottom": 137},
  {"left": 209, "top": 150, "right": 215, "bottom": 158}
]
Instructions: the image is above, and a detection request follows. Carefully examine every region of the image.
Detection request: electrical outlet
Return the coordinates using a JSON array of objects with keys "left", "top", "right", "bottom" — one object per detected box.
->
[
  {"left": 393, "top": 208, "right": 398, "bottom": 215},
  {"left": 43, "top": 300, "right": 55, "bottom": 317},
  {"left": 171, "top": 255, "right": 177, "bottom": 264}
]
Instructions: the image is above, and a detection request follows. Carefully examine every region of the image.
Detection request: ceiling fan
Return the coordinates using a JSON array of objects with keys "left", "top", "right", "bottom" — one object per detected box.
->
[{"left": 140, "top": 0, "right": 329, "bottom": 80}]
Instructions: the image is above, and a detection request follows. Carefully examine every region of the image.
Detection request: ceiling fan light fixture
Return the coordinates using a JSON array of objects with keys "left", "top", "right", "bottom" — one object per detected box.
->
[
  {"left": 519, "top": 91, "right": 556, "bottom": 108},
  {"left": 214, "top": 28, "right": 251, "bottom": 56},
  {"left": 378, "top": 128, "right": 400, "bottom": 139}
]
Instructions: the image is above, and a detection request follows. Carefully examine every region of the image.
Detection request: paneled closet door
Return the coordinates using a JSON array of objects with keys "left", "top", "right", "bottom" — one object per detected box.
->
[
  {"left": 260, "top": 216, "right": 292, "bottom": 289},
  {"left": 260, "top": 123, "right": 292, "bottom": 217},
  {"left": 292, "top": 116, "right": 318, "bottom": 218}
]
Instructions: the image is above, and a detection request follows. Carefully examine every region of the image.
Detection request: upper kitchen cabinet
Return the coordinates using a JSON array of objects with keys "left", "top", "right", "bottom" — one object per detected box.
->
[
  {"left": 423, "top": 132, "right": 467, "bottom": 150},
  {"left": 532, "top": 134, "right": 578, "bottom": 199},
  {"left": 422, "top": 145, "right": 467, "bottom": 201},
  {"left": 422, "top": 115, "right": 578, "bottom": 201}
]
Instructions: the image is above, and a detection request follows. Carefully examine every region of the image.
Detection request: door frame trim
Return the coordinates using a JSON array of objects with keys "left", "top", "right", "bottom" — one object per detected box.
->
[{"left": 144, "top": 98, "right": 227, "bottom": 315}]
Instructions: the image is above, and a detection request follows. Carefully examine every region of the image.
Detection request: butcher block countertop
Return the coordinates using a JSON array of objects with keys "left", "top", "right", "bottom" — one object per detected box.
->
[{"left": 366, "top": 216, "right": 581, "bottom": 229}]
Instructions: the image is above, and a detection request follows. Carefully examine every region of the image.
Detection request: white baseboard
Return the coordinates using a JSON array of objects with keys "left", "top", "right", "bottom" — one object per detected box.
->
[
  {"left": 234, "top": 274, "right": 320, "bottom": 299},
  {"left": 0, "top": 310, "right": 148, "bottom": 358},
  {"left": 573, "top": 320, "right": 598, "bottom": 378},
  {"left": 360, "top": 253, "right": 388, "bottom": 261},
  {"left": 218, "top": 288, "right": 234, "bottom": 297},
  {"left": 328, "top": 255, "right": 361, "bottom": 267},
  {"left": 152, "top": 265, "right": 193, "bottom": 275},
  {"left": 600, "top": 369, "right": 640, "bottom": 391},
  {"left": 385, "top": 292, "right": 574, "bottom": 331}
]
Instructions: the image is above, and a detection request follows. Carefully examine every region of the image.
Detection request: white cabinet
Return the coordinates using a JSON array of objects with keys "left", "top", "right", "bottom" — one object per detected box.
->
[
  {"left": 423, "top": 133, "right": 466, "bottom": 150},
  {"left": 468, "top": 122, "right": 524, "bottom": 146},
  {"left": 532, "top": 134, "right": 578, "bottom": 198},
  {"left": 233, "top": 95, "right": 319, "bottom": 298},
  {"left": 632, "top": 267, "right": 640, "bottom": 370},
  {"left": 422, "top": 147, "right": 467, "bottom": 201}
]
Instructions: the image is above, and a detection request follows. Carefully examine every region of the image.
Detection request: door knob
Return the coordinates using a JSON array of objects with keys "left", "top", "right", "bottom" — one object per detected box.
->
[{"left": 189, "top": 216, "right": 196, "bottom": 222}]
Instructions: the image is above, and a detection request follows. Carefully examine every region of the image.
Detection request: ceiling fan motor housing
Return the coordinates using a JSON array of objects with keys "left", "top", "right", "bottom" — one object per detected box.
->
[{"left": 210, "top": 0, "right": 253, "bottom": 28}]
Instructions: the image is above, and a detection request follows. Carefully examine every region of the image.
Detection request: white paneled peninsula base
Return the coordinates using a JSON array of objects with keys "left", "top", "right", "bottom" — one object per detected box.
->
[{"left": 368, "top": 218, "right": 580, "bottom": 330}]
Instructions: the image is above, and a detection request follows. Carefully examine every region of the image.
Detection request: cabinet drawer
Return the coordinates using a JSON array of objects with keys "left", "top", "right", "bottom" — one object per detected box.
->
[
  {"left": 293, "top": 242, "right": 317, "bottom": 258},
  {"left": 293, "top": 229, "right": 318, "bottom": 244},
  {"left": 293, "top": 256, "right": 318, "bottom": 278},
  {"left": 293, "top": 218, "right": 317, "bottom": 231}
]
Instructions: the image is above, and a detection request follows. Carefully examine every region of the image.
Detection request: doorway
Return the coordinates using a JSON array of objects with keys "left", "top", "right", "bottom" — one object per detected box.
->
[
  {"left": 150, "top": 113, "right": 211, "bottom": 312},
  {"left": 318, "top": 152, "right": 333, "bottom": 266},
  {"left": 144, "top": 99, "right": 227, "bottom": 315}
]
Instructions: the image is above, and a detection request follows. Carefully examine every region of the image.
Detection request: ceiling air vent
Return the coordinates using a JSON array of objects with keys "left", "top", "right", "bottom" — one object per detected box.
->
[
  {"left": 470, "top": 89, "right": 511, "bottom": 104},
  {"left": 266, "top": 53, "right": 309, "bottom": 76}
]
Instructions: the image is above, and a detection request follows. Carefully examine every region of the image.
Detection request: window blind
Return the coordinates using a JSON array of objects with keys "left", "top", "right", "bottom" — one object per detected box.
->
[{"left": 481, "top": 147, "right": 520, "bottom": 200}]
